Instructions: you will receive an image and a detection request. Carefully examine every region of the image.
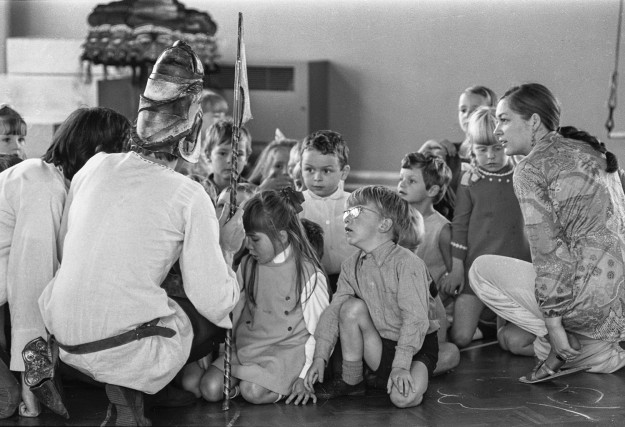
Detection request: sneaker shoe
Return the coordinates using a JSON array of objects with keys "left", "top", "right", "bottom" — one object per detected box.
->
[{"left": 314, "top": 378, "right": 366, "bottom": 399}]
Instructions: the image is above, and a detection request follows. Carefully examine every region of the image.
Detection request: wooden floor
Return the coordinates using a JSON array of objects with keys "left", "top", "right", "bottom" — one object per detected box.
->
[{"left": 2, "top": 340, "right": 624, "bottom": 426}]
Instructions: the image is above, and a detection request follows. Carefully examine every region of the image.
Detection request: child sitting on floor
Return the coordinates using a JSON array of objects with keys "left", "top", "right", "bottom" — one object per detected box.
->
[
  {"left": 0, "top": 105, "right": 27, "bottom": 159},
  {"left": 305, "top": 186, "right": 439, "bottom": 408},
  {"left": 444, "top": 106, "right": 533, "bottom": 353},
  {"left": 397, "top": 153, "right": 460, "bottom": 375},
  {"left": 299, "top": 130, "right": 355, "bottom": 292},
  {"left": 193, "top": 189, "right": 329, "bottom": 405},
  {"left": 203, "top": 119, "right": 252, "bottom": 202}
]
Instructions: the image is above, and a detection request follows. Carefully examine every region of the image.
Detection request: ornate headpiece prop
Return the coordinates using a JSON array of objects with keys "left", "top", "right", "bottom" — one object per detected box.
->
[{"left": 133, "top": 40, "right": 204, "bottom": 162}]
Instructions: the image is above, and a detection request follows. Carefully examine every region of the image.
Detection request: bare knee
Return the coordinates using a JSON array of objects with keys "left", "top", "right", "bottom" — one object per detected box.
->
[
  {"left": 339, "top": 297, "right": 368, "bottom": 324},
  {"left": 199, "top": 368, "right": 224, "bottom": 402},
  {"left": 239, "top": 381, "right": 274, "bottom": 405},
  {"left": 502, "top": 328, "right": 535, "bottom": 356},
  {"left": 390, "top": 389, "right": 424, "bottom": 408},
  {"left": 450, "top": 327, "right": 474, "bottom": 349}
]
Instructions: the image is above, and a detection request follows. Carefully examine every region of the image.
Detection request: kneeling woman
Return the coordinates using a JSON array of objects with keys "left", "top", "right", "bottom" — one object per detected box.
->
[{"left": 469, "top": 83, "right": 625, "bottom": 380}]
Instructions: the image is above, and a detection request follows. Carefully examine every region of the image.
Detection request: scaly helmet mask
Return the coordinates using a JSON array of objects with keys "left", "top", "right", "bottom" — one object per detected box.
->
[{"left": 133, "top": 40, "right": 204, "bottom": 163}]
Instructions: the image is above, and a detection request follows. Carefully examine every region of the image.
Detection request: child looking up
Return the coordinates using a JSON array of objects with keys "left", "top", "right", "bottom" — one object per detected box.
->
[
  {"left": 397, "top": 153, "right": 460, "bottom": 375},
  {"left": 299, "top": 130, "right": 354, "bottom": 291},
  {"left": 204, "top": 118, "right": 252, "bottom": 200},
  {"left": 197, "top": 189, "right": 329, "bottom": 405},
  {"left": 306, "top": 186, "right": 439, "bottom": 408},
  {"left": 247, "top": 139, "right": 296, "bottom": 190},
  {"left": 0, "top": 105, "right": 27, "bottom": 159},
  {"left": 444, "top": 106, "right": 532, "bottom": 350}
]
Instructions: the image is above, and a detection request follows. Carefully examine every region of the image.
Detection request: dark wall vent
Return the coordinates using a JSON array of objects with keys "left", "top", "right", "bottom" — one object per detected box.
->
[{"left": 206, "top": 65, "right": 294, "bottom": 91}]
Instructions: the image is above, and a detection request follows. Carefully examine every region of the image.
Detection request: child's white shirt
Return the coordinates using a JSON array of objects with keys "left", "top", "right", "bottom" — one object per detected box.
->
[{"left": 300, "top": 181, "right": 357, "bottom": 275}]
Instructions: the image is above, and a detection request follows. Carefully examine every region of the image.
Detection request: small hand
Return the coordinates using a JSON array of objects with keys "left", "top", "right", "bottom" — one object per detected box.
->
[
  {"left": 442, "top": 268, "right": 463, "bottom": 296},
  {"left": 218, "top": 204, "right": 245, "bottom": 253},
  {"left": 545, "top": 318, "right": 581, "bottom": 362},
  {"left": 285, "top": 378, "right": 317, "bottom": 405},
  {"left": 386, "top": 367, "right": 414, "bottom": 397},
  {"left": 304, "top": 358, "right": 325, "bottom": 392},
  {"left": 258, "top": 171, "right": 294, "bottom": 191},
  {"left": 19, "top": 374, "right": 41, "bottom": 417}
]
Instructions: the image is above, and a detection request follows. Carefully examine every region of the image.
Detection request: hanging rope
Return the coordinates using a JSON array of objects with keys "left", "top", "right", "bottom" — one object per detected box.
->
[{"left": 606, "top": 0, "right": 624, "bottom": 136}]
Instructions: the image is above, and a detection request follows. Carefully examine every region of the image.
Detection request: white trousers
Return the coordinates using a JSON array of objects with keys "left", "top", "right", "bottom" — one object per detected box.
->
[{"left": 469, "top": 255, "right": 625, "bottom": 373}]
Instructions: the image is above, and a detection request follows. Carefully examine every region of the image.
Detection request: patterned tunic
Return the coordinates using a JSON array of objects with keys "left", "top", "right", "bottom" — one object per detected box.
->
[{"left": 514, "top": 132, "right": 625, "bottom": 341}]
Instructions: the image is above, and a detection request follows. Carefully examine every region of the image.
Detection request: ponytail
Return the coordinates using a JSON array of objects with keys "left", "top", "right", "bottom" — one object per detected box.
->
[{"left": 558, "top": 126, "right": 619, "bottom": 173}]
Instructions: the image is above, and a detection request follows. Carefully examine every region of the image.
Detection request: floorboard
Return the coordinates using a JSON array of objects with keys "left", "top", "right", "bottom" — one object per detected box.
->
[{"left": 2, "top": 340, "right": 624, "bottom": 426}]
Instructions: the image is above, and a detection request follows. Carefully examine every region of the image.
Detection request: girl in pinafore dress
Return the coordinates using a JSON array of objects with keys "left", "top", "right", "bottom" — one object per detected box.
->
[{"left": 196, "top": 188, "right": 329, "bottom": 405}]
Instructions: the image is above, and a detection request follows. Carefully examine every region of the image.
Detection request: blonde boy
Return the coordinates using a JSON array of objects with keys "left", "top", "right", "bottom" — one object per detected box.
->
[{"left": 305, "top": 186, "right": 439, "bottom": 408}]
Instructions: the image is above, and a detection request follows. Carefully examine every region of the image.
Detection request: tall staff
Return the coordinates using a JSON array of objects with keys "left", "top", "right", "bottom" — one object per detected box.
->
[{"left": 224, "top": 12, "right": 252, "bottom": 411}]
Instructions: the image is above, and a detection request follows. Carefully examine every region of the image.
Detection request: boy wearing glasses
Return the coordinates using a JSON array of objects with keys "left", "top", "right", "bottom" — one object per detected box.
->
[
  {"left": 299, "top": 130, "right": 355, "bottom": 292},
  {"left": 304, "top": 186, "right": 439, "bottom": 408}
]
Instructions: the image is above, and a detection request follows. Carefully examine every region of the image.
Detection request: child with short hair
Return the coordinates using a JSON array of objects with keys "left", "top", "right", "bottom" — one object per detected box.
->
[
  {"left": 195, "top": 189, "right": 329, "bottom": 405},
  {"left": 305, "top": 186, "right": 439, "bottom": 408},
  {"left": 397, "top": 153, "right": 460, "bottom": 375},
  {"left": 444, "top": 106, "right": 533, "bottom": 352},
  {"left": 204, "top": 118, "right": 252, "bottom": 200},
  {"left": 247, "top": 139, "right": 296, "bottom": 191},
  {"left": 0, "top": 105, "right": 27, "bottom": 159},
  {"left": 299, "top": 130, "right": 354, "bottom": 291}
]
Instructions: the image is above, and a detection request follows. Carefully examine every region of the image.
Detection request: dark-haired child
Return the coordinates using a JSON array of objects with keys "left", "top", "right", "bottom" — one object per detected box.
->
[
  {"left": 299, "top": 130, "right": 355, "bottom": 291},
  {"left": 197, "top": 190, "right": 329, "bottom": 405},
  {"left": 305, "top": 186, "right": 439, "bottom": 408},
  {"left": 0, "top": 105, "right": 27, "bottom": 159},
  {"left": 397, "top": 153, "right": 460, "bottom": 375}
]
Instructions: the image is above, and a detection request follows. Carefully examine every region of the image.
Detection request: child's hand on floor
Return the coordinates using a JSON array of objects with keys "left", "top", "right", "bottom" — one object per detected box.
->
[
  {"left": 387, "top": 367, "right": 414, "bottom": 397},
  {"left": 285, "top": 378, "right": 317, "bottom": 405},
  {"left": 304, "top": 358, "right": 325, "bottom": 392}
]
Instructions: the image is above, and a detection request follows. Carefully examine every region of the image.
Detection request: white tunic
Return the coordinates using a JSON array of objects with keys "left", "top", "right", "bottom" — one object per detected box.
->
[
  {"left": 39, "top": 152, "right": 239, "bottom": 393},
  {"left": 0, "top": 159, "right": 67, "bottom": 371}
]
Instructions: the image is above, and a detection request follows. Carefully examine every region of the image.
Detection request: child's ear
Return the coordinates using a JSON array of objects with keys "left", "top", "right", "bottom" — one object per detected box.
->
[
  {"left": 278, "top": 230, "right": 289, "bottom": 245},
  {"left": 378, "top": 217, "right": 393, "bottom": 234},
  {"left": 340, "top": 164, "right": 351, "bottom": 180},
  {"left": 427, "top": 184, "right": 441, "bottom": 199}
]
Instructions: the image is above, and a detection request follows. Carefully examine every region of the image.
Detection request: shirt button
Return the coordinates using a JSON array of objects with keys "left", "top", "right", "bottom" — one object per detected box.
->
[
  {"left": 325, "top": 220, "right": 330, "bottom": 225},
  {"left": 288, "top": 327, "right": 292, "bottom": 331},
  {"left": 246, "top": 321, "right": 251, "bottom": 324},
  {"left": 284, "top": 310, "right": 289, "bottom": 315},
  {"left": 286, "top": 296, "right": 290, "bottom": 301}
]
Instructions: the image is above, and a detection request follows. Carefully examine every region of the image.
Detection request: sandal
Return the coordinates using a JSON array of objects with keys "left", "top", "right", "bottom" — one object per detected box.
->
[{"left": 519, "top": 352, "right": 589, "bottom": 384}]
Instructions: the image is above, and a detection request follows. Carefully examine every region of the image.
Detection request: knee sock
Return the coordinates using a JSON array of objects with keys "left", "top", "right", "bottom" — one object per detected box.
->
[{"left": 342, "top": 359, "right": 363, "bottom": 385}]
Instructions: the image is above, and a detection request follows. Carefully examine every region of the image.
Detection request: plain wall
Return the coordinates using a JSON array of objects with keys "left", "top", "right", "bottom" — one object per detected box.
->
[{"left": 7, "top": 0, "right": 625, "bottom": 171}]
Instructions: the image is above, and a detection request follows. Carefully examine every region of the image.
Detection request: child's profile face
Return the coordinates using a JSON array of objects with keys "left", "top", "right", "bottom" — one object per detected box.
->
[
  {"left": 208, "top": 137, "right": 250, "bottom": 183},
  {"left": 343, "top": 202, "right": 385, "bottom": 251},
  {"left": 458, "top": 92, "right": 489, "bottom": 135},
  {"left": 398, "top": 167, "right": 429, "bottom": 204},
  {"left": 301, "top": 149, "right": 348, "bottom": 198},
  {"left": 245, "top": 231, "right": 278, "bottom": 264},
  {"left": 472, "top": 142, "right": 508, "bottom": 172},
  {"left": 0, "top": 134, "right": 26, "bottom": 159}
]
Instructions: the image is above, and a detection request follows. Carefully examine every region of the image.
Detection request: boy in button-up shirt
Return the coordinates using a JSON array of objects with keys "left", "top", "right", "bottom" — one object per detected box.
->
[{"left": 305, "top": 186, "right": 439, "bottom": 408}]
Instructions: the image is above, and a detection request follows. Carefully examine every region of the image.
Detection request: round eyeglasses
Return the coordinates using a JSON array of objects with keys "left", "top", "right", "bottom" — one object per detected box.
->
[{"left": 343, "top": 205, "right": 382, "bottom": 221}]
